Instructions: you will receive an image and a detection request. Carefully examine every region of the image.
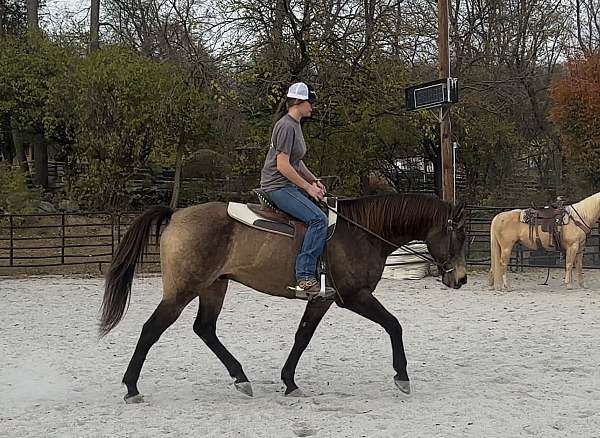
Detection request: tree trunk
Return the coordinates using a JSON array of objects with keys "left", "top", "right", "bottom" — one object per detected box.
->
[
  {"left": 26, "top": 0, "right": 38, "bottom": 32},
  {"left": 90, "top": 0, "right": 100, "bottom": 52},
  {"left": 10, "top": 123, "right": 29, "bottom": 174},
  {"left": 1, "top": 115, "right": 12, "bottom": 161},
  {"left": 169, "top": 142, "right": 184, "bottom": 208},
  {"left": 423, "top": 139, "right": 442, "bottom": 197},
  {"left": 0, "top": 1, "right": 5, "bottom": 38},
  {"left": 32, "top": 133, "right": 48, "bottom": 188}
]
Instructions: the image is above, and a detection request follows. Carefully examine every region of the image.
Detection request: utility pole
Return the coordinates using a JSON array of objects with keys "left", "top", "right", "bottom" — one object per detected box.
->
[{"left": 438, "top": 0, "right": 454, "bottom": 202}]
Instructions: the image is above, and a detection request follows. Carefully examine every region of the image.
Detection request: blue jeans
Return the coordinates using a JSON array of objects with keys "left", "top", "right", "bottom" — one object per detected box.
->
[{"left": 268, "top": 186, "right": 328, "bottom": 282}]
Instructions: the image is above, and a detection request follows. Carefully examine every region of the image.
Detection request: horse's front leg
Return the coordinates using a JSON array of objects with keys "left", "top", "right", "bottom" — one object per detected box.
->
[
  {"left": 564, "top": 245, "right": 578, "bottom": 289},
  {"left": 281, "top": 299, "right": 334, "bottom": 396},
  {"left": 342, "top": 290, "right": 410, "bottom": 394}
]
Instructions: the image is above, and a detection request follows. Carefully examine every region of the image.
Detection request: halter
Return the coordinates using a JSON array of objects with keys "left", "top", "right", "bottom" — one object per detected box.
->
[{"left": 441, "top": 218, "right": 457, "bottom": 273}]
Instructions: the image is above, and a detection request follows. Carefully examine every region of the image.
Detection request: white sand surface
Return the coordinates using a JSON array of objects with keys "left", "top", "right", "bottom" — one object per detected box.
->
[{"left": 1, "top": 271, "right": 599, "bottom": 437}]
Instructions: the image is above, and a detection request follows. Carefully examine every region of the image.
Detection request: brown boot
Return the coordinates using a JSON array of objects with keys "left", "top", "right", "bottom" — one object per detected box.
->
[{"left": 294, "top": 279, "right": 336, "bottom": 300}]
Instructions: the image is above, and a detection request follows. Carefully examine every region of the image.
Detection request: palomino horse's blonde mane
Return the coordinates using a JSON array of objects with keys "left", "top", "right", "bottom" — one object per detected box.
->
[{"left": 570, "top": 192, "right": 600, "bottom": 226}]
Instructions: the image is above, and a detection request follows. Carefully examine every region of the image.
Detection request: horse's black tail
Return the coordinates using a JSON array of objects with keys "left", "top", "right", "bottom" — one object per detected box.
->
[{"left": 99, "top": 206, "right": 174, "bottom": 337}]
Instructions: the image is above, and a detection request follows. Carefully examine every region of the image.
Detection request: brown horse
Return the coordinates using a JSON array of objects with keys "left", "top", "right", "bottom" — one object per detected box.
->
[
  {"left": 100, "top": 193, "right": 468, "bottom": 403},
  {"left": 489, "top": 192, "right": 600, "bottom": 290}
]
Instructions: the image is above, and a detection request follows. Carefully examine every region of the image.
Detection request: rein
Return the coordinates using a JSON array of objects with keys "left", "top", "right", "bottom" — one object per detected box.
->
[{"left": 319, "top": 198, "right": 456, "bottom": 274}]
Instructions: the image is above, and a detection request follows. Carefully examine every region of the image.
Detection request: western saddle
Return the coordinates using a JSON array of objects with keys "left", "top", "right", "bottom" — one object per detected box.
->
[{"left": 522, "top": 197, "right": 568, "bottom": 251}]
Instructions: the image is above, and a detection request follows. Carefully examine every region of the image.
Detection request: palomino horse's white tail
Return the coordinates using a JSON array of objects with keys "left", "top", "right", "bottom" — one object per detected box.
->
[{"left": 489, "top": 215, "right": 502, "bottom": 288}]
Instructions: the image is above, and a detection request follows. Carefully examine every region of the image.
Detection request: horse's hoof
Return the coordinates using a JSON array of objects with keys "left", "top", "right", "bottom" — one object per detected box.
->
[
  {"left": 286, "top": 388, "right": 305, "bottom": 397},
  {"left": 124, "top": 394, "right": 144, "bottom": 404},
  {"left": 394, "top": 377, "right": 411, "bottom": 395},
  {"left": 234, "top": 381, "right": 253, "bottom": 397}
]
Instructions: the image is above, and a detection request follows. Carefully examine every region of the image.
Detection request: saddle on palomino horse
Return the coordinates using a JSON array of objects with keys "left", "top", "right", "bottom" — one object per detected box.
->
[
  {"left": 227, "top": 189, "right": 338, "bottom": 300},
  {"left": 520, "top": 197, "right": 569, "bottom": 252}
]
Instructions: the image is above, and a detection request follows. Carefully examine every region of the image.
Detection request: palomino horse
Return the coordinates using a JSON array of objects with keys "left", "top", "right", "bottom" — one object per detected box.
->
[
  {"left": 489, "top": 192, "right": 600, "bottom": 290},
  {"left": 100, "top": 194, "right": 468, "bottom": 403}
]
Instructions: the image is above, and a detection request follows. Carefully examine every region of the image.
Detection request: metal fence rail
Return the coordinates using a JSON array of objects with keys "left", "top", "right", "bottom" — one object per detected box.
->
[
  {"left": 2, "top": 206, "right": 600, "bottom": 273},
  {"left": 0, "top": 212, "right": 159, "bottom": 271}
]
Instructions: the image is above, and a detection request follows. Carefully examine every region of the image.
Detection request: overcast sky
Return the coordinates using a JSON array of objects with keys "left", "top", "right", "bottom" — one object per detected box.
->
[{"left": 43, "top": 0, "right": 90, "bottom": 30}]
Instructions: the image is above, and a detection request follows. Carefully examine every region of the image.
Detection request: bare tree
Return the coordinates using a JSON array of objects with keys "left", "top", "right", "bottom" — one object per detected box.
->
[
  {"left": 101, "top": 0, "right": 212, "bottom": 67},
  {"left": 90, "top": 0, "right": 100, "bottom": 52},
  {"left": 573, "top": 0, "right": 600, "bottom": 54}
]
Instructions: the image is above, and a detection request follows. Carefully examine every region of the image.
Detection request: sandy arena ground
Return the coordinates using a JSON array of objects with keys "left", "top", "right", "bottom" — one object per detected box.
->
[{"left": 1, "top": 271, "right": 599, "bottom": 437}]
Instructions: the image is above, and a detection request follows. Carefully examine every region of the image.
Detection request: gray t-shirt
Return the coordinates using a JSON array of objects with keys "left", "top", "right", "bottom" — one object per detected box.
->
[{"left": 260, "top": 114, "right": 307, "bottom": 192}]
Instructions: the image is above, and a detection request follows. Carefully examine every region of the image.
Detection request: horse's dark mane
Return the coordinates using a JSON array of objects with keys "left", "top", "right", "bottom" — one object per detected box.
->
[{"left": 339, "top": 193, "right": 451, "bottom": 238}]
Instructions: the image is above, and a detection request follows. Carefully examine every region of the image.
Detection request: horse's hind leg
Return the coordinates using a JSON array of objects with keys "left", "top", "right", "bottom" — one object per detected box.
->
[
  {"left": 489, "top": 227, "right": 499, "bottom": 288},
  {"left": 122, "top": 298, "right": 190, "bottom": 403},
  {"left": 193, "top": 279, "right": 252, "bottom": 396},
  {"left": 497, "top": 246, "right": 513, "bottom": 290},
  {"left": 281, "top": 299, "right": 333, "bottom": 396},
  {"left": 576, "top": 251, "right": 585, "bottom": 288}
]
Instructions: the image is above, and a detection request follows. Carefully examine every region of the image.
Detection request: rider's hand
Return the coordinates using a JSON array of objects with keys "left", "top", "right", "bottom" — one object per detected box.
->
[
  {"left": 306, "top": 182, "right": 325, "bottom": 201},
  {"left": 315, "top": 179, "right": 326, "bottom": 194}
]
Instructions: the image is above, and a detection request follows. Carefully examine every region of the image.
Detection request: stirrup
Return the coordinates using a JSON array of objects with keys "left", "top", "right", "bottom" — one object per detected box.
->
[{"left": 287, "top": 281, "right": 336, "bottom": 301}]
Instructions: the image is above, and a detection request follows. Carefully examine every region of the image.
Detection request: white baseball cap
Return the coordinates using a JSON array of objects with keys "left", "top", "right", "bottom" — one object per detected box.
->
[{"left": 286, "top": 82, "right": 317, "bottom": 101}]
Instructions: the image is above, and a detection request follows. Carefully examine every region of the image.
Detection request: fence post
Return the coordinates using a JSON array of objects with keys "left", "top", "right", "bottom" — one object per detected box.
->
[
  {"left": 111, "top": 214, "right": 115, "bottom": 257},
  {"left": 9, "top": 215, "right": 14, "bottom": 267},
  {"left": 597, "top": 220, "right": 599, "bottom": 266},
  {"left": 518, "top": 245, "right": 524, "bottom": 272},
  {"left": 117, "top": 213, "right": 121, "bottom": 244},
  {"left": 466, "top": 207, "right": 472, "bottom": 261},
  {"left": 61, "top": 213, "right": 65, "bottom": 264}
]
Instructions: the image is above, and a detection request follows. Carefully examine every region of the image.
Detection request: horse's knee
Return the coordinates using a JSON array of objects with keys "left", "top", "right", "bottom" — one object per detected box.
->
[
  {"left": 193, "top": 320, "right": 215, "bottom": 341},
  {"left": 292, "top": 330, "right": 312, "bottom": 350}
]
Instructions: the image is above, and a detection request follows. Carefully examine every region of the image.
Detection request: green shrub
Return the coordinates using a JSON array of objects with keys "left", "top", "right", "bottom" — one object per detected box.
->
[{"left": 0, "top": 163, "right": 41, "bottom": 213}]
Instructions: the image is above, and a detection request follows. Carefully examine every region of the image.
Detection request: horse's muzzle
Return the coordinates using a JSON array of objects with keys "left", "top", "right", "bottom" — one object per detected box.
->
[
  {"left": 455, "top": 275, "right": 468, "bottom": 288},
  {"left": 443, "top": 272, "right": 467, "bottom": 289}
]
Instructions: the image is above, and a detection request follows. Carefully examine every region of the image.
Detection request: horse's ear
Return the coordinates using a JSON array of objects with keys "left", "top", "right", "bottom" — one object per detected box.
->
[{"left": 452, "top": 201, "right": 466, "bottom": 226}]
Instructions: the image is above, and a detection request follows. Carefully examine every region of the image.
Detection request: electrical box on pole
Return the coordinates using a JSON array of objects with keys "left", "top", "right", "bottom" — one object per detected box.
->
[{"left": 404, "top": 78, "right": 458, "bottom": 112}]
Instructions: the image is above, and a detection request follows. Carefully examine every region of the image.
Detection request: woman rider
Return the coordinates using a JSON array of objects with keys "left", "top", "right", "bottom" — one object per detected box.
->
[{"left": 259, "top": 82, "right": 334, "bottom": 299}]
